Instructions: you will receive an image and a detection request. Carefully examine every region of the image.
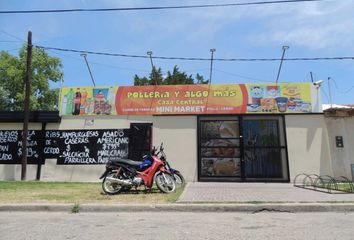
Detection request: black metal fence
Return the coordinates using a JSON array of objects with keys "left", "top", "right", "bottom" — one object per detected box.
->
[{"left": 294, "top": 173, "right": 354, "bottom": 194}]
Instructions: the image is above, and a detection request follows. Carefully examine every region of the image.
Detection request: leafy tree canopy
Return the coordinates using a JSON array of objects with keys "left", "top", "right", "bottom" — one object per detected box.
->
[
  {"left": 0, "top": 45, "right": 63, "bottom": 111},
  {"left": 134, "top": 65, "right": 208, "bottom": 86}
]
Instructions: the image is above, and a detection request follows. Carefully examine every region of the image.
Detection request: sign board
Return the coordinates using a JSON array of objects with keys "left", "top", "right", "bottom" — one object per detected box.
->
[
  {"left": 0, "top": 130, "right": 44, "bottom": 164},
  {"left": 59, "top": 83, "right": 317, "bottom": 116},
  {"left": 44, "top": 129, "right": 129, "bottom": 165}
]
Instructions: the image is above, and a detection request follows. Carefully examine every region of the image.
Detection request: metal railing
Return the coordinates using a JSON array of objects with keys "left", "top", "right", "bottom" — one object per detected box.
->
[{"left": 294, "top": 173, "right": 354, "bottom": 194}]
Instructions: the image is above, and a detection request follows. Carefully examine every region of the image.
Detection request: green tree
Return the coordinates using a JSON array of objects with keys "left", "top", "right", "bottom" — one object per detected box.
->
[
  {"left": 134, "top": 66, "right": 164, "bottom": 86},
  {"left": 195, "top": 73, "right": 209, "bottom": 84},
  {"left": 134, "top": 65, "right": 208, "bottom": 86},
  {"left": 0, "top": 45, "right": 63, "bottom": 111}
]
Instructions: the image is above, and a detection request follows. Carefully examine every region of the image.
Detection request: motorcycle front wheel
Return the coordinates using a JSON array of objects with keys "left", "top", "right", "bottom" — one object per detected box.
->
[
  {"left": 102, "top": 172, "right": 124, "bottom": 195},
  {"left": 155, "top": 172, "right": 176, "bottom": 193}
]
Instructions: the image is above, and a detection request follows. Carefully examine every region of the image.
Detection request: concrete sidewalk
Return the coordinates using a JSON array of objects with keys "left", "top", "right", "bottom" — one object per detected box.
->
[
  {"left": 1, "top": 182, "right": 354, "bottom": 213},
  {"left": 178, "top": 182, "right": 354, "bottom": 203}
]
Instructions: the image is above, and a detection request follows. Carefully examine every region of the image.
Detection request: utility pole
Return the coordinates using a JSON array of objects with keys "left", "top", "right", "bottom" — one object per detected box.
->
[
  {"left": 209, "top": 49, "right": 216, "bottom": 84},
  {"left": 21, "top": 31, "right": 32, "bottom": 181},
  {"left": 80, "top": 53, "right": 96, "bottom": 86},
  {"left": 147, "top": 51, "right": 156, "bottom": 85},
  {"left": 275, "top": 45, "right": 289, "bottom": 86},
  {"left": 328, "top": 77, "right": 333, "bottom": 108}
]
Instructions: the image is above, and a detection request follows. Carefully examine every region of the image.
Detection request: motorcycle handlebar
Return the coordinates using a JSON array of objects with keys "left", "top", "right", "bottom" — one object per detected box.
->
[{"left": 151, "top": 142, "right": 165, "bottom": 156}]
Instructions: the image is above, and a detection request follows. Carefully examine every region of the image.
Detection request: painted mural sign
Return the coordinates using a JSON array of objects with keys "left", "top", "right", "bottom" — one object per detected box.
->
[
  {"left": 246, "top": 83, "right": 312, "bottom": 113},
  {"left": 0, "top": 130, "right": 44, "bottom": 164},
  {"left": 44, "top": 129, "right": 129, "bottom": 165},
  {"left": 60, "top": 86, "right": 118, "bottom": 116},
  {"left": 59, "top": 83, "right": 315, "bottom": 116}
]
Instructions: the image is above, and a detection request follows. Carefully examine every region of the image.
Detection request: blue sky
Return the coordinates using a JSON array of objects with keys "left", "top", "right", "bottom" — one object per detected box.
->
[{"left": 1, "top": 0, "right": 353, "bottom": 104}]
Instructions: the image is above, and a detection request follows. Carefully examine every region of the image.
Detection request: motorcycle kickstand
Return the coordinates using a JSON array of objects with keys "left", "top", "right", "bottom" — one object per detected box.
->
[
  {"left": 144, "top": 187, "right": 152, "bottom": 194},
  {"left": 134, "top": 186, "right": 139, "bottom": 194}
]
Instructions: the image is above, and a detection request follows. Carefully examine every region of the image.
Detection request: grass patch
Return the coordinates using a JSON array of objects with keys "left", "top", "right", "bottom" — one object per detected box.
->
[
  {"left": 71, "top": 203, "right": 80, "bottom": 213},
  {"left": 0, "top": 181, "right": 184, "bottom": 204},
  {"left": 316, "top": 183, "right": 353, "bottom": 193}
]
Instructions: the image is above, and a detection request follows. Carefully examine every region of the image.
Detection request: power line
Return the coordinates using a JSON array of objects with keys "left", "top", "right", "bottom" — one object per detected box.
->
[
  {"left": 213, "top": 68, "right": 273, "bottom": 82},
  {"left": 46, "top": 49, "right": 276, "bottom": 83},
  {"left": 0, "top": 40, "right": 22, "bottom": 43},
  {"left": 35, "top": 45, "right": 354, "bottom": 62},
  {"left": 49, "top": 48, "right": 204, "bottom": 75},
  {"left": 331, "top": 77, "right": 354, "bottom": 94},
  {"left": 0, "top": 0, "right": 325, "bottom": 14},
  {"left": 0, "top": 30, "right": 25, "bottom": 42},
  {"left": 1, "top": 47, "right": 21, "bottom": 53},
  {"left": 321, "top": 87, "right": 330, "bottom": 103},
  {"left": 46, "top": 49, "right": 354, "bottom": 84}
]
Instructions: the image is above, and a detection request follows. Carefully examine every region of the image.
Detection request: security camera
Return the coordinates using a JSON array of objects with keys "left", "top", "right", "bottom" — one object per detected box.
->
[{"left": 313, "top": 80, "right": 324, "bottom": 88}]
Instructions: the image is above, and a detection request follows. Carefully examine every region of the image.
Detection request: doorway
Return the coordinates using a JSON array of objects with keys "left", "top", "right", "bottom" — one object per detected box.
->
[
  {"left": 198, "top": 115, "right": 289, "bottom": 182},
  {"left": 128, "top": 123, "right": 152, "bottom": 161}
]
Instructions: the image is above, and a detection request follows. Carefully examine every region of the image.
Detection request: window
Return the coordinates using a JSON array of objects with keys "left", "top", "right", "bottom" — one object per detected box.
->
[{"left": 199, "top": 118, "right": 241, "bottom": 178}]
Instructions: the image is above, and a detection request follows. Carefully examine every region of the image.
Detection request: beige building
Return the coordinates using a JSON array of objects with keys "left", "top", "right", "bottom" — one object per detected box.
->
[
  {"left": 0, "top": 112, "right": 336, "bottom": 183},
  {"left": 2, "top": 83, "right": 351, "bottom": 183},
  {"left": 324, "top": 108, "right": 354, "bottom": 181}
]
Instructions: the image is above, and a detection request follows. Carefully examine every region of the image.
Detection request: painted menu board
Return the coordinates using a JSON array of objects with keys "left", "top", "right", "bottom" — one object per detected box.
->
[
  {"left": 44, "top": 129, "right": 129, "bottom": 165},
  {"left": 0, "top": 130, "right": 44, "bottom": 164},
  {"left": 59, "top": 83, "right": 317, "bottom": 115}
]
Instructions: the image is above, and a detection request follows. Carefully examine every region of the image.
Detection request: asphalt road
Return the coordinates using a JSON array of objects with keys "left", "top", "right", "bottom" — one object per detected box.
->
[{"left": 1, "top": 211, "right": 353, "bottom": 240}]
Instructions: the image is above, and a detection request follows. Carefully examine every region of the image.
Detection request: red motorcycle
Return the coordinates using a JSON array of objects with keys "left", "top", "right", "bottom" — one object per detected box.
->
[
  {"left": 158, "top": 142, "right": 185, "bottom": 187},
  {"left": 99, "top": 145, "right": 176, "bottom": 195}
]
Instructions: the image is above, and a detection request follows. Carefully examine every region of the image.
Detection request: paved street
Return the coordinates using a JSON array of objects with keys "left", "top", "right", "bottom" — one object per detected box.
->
[
  {"left": 179, "top": 182, "right": 354, "bottom": 202},
  {"left": 1, "top": 211, "right": 354, "bottom": 240}
]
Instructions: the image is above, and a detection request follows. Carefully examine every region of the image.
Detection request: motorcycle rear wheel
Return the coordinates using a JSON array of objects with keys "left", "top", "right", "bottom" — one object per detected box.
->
[
  {"left": 173, "top": 172, "right": 185, "bottom": 187},
  {"left": 102, "top": 172, "right": 124, "bottom": 195},
  {"left": 155, "top": 172, "right": 176, "bottom": 193}
]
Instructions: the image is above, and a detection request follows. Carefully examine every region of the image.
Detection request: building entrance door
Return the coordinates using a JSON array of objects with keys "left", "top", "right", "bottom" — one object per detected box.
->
[
  {"left": 242, "top": 116, "right": 289, "bottom": 181},
  {"left": 128, "top": 123, "right": 152, "bottom": 161},
  {"left": 198, "top": 116, "right": 289, "bottom": 182}
]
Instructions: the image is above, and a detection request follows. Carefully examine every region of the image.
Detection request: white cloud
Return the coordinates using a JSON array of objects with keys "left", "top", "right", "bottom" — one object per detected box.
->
[
  {"left": 2, "top": 0, "right": 354, "bottom": 52},
  {"left": 246, "top": 1, "right": 354, "bottom": 50},
  {"left": 259, "top": 19, "right": 354, "bottom": 50},
  {"left": 118, "top": 0, "right": 354, "bottom": 50}
]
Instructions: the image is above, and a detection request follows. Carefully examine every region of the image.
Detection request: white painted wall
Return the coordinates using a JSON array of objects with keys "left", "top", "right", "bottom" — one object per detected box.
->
[
  {"left": 285, "top": 115, "right": 332, "bottom": 181},
  {"left": 325, "top": 116, "right": 354, "bottom": 180},
  {"left": 1, "top": 114, "right": 336, "bottom": 183},
  {"left": 152, "top": 116, "right": 198, "bottom": 182}
]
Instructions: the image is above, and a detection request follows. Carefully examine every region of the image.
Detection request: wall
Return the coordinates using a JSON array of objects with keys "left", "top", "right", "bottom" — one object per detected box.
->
[
  {"left": 152, "top": 116, "right": 198, "bottom": 182},
  {"left": 325, "top": 115, "right": 354, "bottom": 180},
  {"left": 0, "top": 116, "right": 153, "bottom": 181},
  {"left": 285, "top": 114, "right": 332, "bottom": 181},
  {"left": 1, "top": 114, "right": 336, "bottom": 183},
  {"left": 0, "top": 115, "right": 198, "bottom": 182}
]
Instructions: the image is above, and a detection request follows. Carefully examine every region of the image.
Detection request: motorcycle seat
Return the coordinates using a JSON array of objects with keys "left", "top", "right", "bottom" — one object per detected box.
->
[{"left": 111, "top": 158, "right": 143, "bottom": 166}]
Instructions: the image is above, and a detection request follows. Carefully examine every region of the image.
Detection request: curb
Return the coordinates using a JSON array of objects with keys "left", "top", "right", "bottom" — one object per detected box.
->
[{"left": 1, "top": 203, "right": 354, "bottom": 213}]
